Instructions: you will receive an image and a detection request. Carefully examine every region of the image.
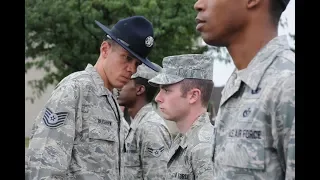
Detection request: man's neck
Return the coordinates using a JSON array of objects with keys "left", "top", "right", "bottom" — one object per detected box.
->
[
  {"left": 94, "top": 60, "right": 112, "bottom": 91},
  {"left": 227, "top": 22, "right": 278, "bottom": 70},
  {"left": 128, "top": 98, "right": 148, "bottom": 119},
  {"left": 176, "top": 107, "right": 207, "bottom": 134}
]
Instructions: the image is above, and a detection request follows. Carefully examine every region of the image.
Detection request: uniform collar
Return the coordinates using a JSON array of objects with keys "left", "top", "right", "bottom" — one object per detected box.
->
[
  {"left": 235, "top": 35, "right": 290, "bottom": 91},
  {"left": 177, "top": 112, "right": 210, "bottom": 149},
  {"left": 85, "top": 64, "right": 112, "bottom": 96},
  {"left": 129, "top": 103, "right": 153, "bottom": 130}
]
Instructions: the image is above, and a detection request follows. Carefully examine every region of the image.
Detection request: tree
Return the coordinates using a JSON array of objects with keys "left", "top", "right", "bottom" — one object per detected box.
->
[{"left": 25, "top": 0, "right": 207, "bottom": 102}]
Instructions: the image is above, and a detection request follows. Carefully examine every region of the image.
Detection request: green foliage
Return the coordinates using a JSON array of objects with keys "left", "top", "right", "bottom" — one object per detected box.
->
[
  {"left": 25, "top": 0, "right": 207, "bottom": 101},
  {"left": 25, "top": 137, "right": 30, "bottom": 148}
]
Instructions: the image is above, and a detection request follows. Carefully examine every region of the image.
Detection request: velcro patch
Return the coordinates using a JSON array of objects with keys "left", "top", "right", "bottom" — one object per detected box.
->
[
  {"left": 42, "top": 108, "right": 69, "bottom": 128},
  {"left": 147, "top": 146, "right": 164, "bottom": 157},
  {"left": 198, "top": 125, "right": 213, "bottom": 142}
]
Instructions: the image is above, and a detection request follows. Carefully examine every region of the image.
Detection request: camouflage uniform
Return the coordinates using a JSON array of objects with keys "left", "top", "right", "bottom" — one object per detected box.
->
[
  {"left": 122, "top": 116, "right": 130, "bottom": 138},
  {"left": 25, "top": 64, "right": 126, "bottom": 180},
  {"left": 212, "top": 35, "right": 295, "bottom": 180},
  {"left": 112, "top": 88, "right": 130, "bottom": 137},
  {"left": 166, "top": 113, "right": 215, "bottom": 180},
  {"left": 148, "top": 54, "right": 215, "bottom": 180},
  {"left": 123, "top": 63, "right": 172, "bottom": 180},
  {"left": 124, "top": 103, "right": 172, "bottom": 180}
]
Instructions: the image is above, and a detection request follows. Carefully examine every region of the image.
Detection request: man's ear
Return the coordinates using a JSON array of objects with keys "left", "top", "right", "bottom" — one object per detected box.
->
[
  {"left": 188, "top": 88, "right": 201, "bottom": 104},
  {"left": 136, "top": 85, "right": 145, "bottom": 96},
  {"left": 100, "top": 41, "right": 111, "bottom": 58},
  {"left": 247, "top": 0, "right": 262, "bottom": 9}
]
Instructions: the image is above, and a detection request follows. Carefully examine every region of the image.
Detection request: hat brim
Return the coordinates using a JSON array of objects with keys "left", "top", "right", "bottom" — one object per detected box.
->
[
  {"left": 95, "top": 20, "right": 160, "bottom": 72},
  {"left": 148, "top": 73, "right": 184, "bottom": 87}
]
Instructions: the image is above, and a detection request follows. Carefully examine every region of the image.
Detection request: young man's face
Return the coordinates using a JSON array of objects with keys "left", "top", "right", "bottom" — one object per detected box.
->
[
  {"left": 194, "top": 0, "right": 248, "bottom": 46},
  {"left": 102, "top": 41, "right": 142, "bottom": 89},
  {"left": 117, "top": 79, "right": 137, "bottom": 108},
  {"left": 155, "top": 82, "right": 190, "bottom": 122}
]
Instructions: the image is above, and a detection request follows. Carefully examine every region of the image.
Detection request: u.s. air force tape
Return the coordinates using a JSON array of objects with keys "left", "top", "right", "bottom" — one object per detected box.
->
[{"left": 42, "top": 108, "right": 69, "bottom": 128}]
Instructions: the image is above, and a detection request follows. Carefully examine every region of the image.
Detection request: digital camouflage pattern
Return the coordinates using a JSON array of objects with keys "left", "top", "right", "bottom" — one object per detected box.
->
[
  {"left": 213, "top": 35, "right": 295, "bottom": 180},
  {"left": 25, "top": 64, "right": 127, "bottom": 180},
  {"left": 123, "top": 103, "right": 172, "bottom": 180},
  {"left": 112, "top": 88, "right": 130, "bottom": 137},
  {"left": 131, "top": 63, "right": 162, "bottom": 80},
  {"left": 122, "top": 117, "right": 130, "bottom": 138},
  {"left": 148, "top": 54, "right": 213, "bottom": 86},
  {"left": 166, "top": 112, "right": 215, "bottom": 180}
]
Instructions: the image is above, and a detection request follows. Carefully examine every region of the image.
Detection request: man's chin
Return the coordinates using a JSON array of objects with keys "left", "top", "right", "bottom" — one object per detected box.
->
[
  {"left": 113, "top": 82, "right": 126, "bottom": 89},
  {"left": 159, "top": 111, "right": 172, "bottom": 121},
  {"left": 202, "top": 35, "right": 226, "bottom": 47},
  {"left": 117, "top": 99, "right": 125, "bottom": 106}
]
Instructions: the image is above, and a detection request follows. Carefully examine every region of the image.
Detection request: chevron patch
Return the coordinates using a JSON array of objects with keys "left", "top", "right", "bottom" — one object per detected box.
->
[
  {"left": 42, "top": 108, "right": 69, "bottom": 128},
  {"left": 147, "top": 146, "right": 164, "bottom": 157}
]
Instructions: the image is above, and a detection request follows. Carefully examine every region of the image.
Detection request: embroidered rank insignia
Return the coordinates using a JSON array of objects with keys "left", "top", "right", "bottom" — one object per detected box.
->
[
  {"left": 42, "top": 108, "right": 69, "bottom": 128},
  {"left": 147, "top": 146, "right": 164, "bottom": 157}
]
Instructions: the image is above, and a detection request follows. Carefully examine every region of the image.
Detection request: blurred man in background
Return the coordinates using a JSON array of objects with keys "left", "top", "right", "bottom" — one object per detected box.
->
[{"left": 118, "top": 63, "right": 172, "bottom": 180}]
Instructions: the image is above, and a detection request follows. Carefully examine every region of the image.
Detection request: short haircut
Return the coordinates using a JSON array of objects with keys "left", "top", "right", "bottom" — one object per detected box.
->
[
  {"left": 180, "top": 79, "right": 213, "bottom": 107},
  {"left": 103, "top": 35, "right": 117, "bottom": 51},
  {"left": 269, "top": 0, "right": 284, "bottom": 26},
  {"left": 134, "top": 77, "right": 159, "bottom": 103}
]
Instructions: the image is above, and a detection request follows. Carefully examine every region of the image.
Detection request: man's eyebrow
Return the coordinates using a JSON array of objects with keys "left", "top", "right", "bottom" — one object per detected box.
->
[
  {"left": 120, "top": 49, "right": 135, "bottom": 59},
  {"left": 128, "top": 53, "right": 135, "bottom": 59},
  {"left": 127, "top": 53, "right": 141, "bottom": 64},
  {"left": 160, "top": 84, "right": 170, "bottom": 89}
]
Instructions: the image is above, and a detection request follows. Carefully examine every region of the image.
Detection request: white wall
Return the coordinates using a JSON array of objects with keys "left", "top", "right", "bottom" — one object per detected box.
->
[{"left": 25, "top": 66, "right": 55, "bottom": 137}]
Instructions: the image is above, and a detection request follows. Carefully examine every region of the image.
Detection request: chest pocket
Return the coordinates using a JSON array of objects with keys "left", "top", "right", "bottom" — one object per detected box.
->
[
  {"left": 88, "top": 119, "right": 116, "bottom": 142},
  {"left": 124, "top": 131, "right": 141, "bottom": 167},
  {"left": 84, "top": 119, "right": 117, "bottom": 172},
  {"left": 217, "top": 138, "right": 265, "bottom": 170},
  {"left": 167, "top": 148, "right": 193, "bottom": 180}
]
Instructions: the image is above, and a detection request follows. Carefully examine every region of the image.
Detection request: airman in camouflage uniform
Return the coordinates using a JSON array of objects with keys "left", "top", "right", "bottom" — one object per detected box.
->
[
  {"left": 117, "top": 63, "right": 172, "bottom": 180},
  {"left": 149, "top": 54, "right": 215, "bottom": 180},
  {"left": 25, "top": 16, "right": 159, "bottom": 180},
  {"left": 194, "top": 0, "right": 295, "bottom": 179},
  {"left": 212, "top": 36, "right": 295, "bottom": 180}
]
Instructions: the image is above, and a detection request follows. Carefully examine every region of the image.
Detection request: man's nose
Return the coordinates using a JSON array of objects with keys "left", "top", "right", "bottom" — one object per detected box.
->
[
  {"left": 194, "top": 0, "right": 203, "bottom": 12},
  {"left": 155, "top": 91, "right": 163, "bottom": 103}
]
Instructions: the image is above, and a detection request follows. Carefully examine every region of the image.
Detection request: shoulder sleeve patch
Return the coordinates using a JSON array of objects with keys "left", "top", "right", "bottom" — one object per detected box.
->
[
  {"left": 42, "top": 108, "right": 69, "bottom": 128},
  {"left": 147, "top": 146, "right": 165, "bottom": 157}
]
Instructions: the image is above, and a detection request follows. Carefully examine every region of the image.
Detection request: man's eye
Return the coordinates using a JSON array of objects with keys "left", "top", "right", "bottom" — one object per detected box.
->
[
  {"left": 125, "top": 55, "right": 133, "bottom": 61},
  {"left": 136, "top": 61, "right": 142, "bottom": 67}
]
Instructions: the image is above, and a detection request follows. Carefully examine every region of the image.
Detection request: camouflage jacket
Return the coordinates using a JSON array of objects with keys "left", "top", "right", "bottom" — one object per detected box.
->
[
  {"left": 213, "top": 35, "right": 295, "bottom": 180},
  {"left": 123, "top": 103, "right": 172, "bottom": 180},
  {"left": 166, "top": 112, "right": 215, "bottom": 180},
  {"left": 25, "top": 64, "right": 127, "bottom": 180},
  {"left": 122, "top": 116, "right": 130, "bottom": 138}
]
